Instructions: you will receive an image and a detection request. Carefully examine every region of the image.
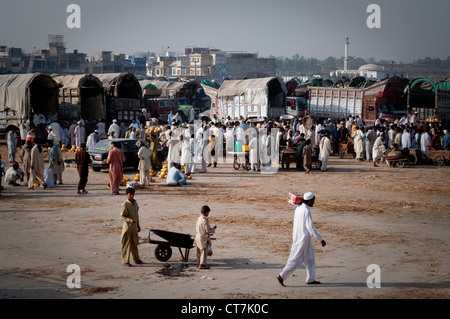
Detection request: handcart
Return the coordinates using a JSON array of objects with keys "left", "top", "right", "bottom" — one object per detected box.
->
[
  {"left": 384, "top": 148, "right": 417, "bottom": 168},
  {"left": 429, "top": 148, "right": 450, "bottom": 166},
  {"left": 227, "top": 151, "right": 250, "bottom": 170},
  {"left": 280, "top": 147, "right": 297, "bottom": 169},
  {"left": 147, "top": 229, "right": 195, "bottom": 262},
  {"left": 338, "top": 139, "right": 356, "bottom": 159}
]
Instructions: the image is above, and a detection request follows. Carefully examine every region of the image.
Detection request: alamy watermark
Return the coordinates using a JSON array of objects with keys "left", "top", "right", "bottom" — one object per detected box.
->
[
  {"left": 366, "top": 4, "right": 381, "bottom": 29},
  {"left": 366, "top": 264, "right": 381, "bottom": 288},
  {"left": 66, "top": 4, "right": 81, "bottom": 29},
  {"left": 66, "top": 264, "right": 81, "bottom": 289}
]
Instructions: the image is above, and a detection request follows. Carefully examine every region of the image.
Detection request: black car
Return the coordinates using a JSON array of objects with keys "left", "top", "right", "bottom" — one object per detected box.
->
[{"left": 88, "top": 138, "right": 140, "bottom": 172}]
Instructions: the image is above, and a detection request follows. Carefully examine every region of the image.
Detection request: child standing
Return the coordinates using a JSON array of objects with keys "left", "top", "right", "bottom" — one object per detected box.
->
[{"left": 194, "top": 205, "right": 217, "bottom": 269}]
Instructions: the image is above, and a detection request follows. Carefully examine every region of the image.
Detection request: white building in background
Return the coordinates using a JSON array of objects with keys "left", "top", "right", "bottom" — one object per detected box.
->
[{"left": 330, "top": 63, "right": 408, "bottom": 81}]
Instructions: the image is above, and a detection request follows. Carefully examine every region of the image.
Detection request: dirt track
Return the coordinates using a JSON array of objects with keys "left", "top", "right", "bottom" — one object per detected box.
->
[{"left": 0, "top": 144, "right": 449, "bottom": 299}]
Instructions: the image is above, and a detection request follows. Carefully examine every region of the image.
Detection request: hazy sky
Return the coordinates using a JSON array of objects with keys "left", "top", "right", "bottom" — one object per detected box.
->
[{"left": 1, "top": 0, "right": 449, "bottom": 63}]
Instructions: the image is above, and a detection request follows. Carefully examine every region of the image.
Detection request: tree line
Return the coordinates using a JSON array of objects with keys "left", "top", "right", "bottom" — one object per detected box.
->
[{"left": 268, "top": 54, "right": 450, "bottom": 77}]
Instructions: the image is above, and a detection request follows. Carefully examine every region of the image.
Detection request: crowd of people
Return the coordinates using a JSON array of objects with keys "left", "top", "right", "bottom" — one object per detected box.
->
[{"left": 2, "top": 109, "right": 450, "bottom": 195}]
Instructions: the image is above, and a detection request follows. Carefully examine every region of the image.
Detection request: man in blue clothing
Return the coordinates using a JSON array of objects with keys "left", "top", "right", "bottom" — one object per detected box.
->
[
  {"left": 168, "top": 111, "right": 175, "bottom": 127},
  {"left": 443, "top": 130, "right": 450, "bottom": 150},
  {"left": 166, "top": 163, "right": 187, "bottom": 186}
]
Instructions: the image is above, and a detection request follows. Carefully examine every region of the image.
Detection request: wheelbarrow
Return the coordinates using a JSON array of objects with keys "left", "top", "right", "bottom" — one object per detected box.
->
[{"left": 148, "top": 229, "right": 194, "bottom": 262}]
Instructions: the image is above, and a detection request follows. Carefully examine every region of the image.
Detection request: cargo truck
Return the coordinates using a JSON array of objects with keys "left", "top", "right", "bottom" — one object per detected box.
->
[
  {"left": 308, "top": 76, "right": 408, "bottom": 125},
  {"left": 0, "top": 73, "right": 59, "bottom": 141}
]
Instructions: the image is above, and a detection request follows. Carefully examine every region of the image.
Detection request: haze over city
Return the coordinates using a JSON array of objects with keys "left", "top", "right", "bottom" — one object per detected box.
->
[{"left": 1, "top": 0, "right": 449, "bottom": 62}]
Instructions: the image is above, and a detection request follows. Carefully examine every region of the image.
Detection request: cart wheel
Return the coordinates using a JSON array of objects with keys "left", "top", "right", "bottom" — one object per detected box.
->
[
  {"left": 233, "top": 160, "right": 240, "bottom": 170},
  {"left": 154, "top": 243, "right": 172, "bottom": 262},
  {"left": 397, "top": 160, "right": 405, "bottom": 168},
  {"left": 408, "top": 154, "right": 417, "bottom": 166},
  {"left": 433, "top": 154, "right": 446, "bottom": 166}
]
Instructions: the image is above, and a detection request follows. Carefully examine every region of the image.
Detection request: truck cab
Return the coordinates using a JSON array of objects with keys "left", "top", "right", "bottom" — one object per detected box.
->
[{"left": 285, "top": 96, "right": 307, "bottom": 117}]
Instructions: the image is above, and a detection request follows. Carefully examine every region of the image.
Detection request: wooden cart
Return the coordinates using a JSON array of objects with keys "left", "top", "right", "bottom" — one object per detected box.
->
[
  {"left": 429, "top": 148, "right": 450, "bottom": 166},
  {"left": 280, "top": 147, "right": 297, "bottom": 169},
  {"left": 338, "top": 139, "right": 356, "bottom": 159}
]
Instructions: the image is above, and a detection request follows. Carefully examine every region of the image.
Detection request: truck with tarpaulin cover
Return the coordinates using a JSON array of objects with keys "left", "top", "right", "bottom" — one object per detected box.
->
[
  {"left": 217, "top": 77, "right": 287, "bottom": 121},
  {"left": 94, "top": 73, "right": 142, "bottom": 128},
  {"left": 53, "top": 74, "right": 105, "bottom": 136},
  {"left": 0, "top": 73, "right": 59, "bottom": 141},
  {"left": 407, "top": 78, "right": 450, "bottom": 128}
]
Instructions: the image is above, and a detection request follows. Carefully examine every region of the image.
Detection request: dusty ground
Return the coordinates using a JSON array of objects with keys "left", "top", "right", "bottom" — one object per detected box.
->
[{"left": 0, "top": 143, "right": 449, "bottom": 300}]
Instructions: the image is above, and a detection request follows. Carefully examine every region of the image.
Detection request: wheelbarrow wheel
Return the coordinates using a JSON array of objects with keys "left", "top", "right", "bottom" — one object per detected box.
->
[{"left": 155, "top": 243, "right": 172, "bottom": 262}]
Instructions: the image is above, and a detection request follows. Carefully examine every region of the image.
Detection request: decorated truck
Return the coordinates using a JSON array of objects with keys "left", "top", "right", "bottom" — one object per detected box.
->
[{"left": 308, "top": 76, "right": 409, "bottom": 125}]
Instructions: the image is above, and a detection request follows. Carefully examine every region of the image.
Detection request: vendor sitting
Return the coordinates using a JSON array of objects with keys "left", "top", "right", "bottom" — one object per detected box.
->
[
  {"left": 166, "top": 163, "right": 187, "bottom": 186},
  {"left": 5, "top": 162, "right": 24, "bottom": 186}
]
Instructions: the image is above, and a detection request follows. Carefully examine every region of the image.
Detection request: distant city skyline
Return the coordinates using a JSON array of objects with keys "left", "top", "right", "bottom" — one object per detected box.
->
[{"left": 1, "top": 0, "right": 449, "bottom": 63}]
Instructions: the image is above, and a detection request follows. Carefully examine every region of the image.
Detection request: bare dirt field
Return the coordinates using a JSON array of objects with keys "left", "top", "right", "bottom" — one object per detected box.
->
[{"left": 0, "top": 143, "right": 449, "bottom": 301}]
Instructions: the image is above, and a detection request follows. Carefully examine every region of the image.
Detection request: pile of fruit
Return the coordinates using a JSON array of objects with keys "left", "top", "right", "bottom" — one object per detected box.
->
[
  {"left": 62, "top": 145, "right": 81, "bottom": 154},
  {"left": 120, "top": 177, "right": 129, "bottom": 186},
  {"left": 157, "top": 165, "right": 169, "bottom": 179}
]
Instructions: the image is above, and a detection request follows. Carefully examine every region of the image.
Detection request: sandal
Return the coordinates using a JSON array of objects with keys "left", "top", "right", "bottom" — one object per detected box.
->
[{"left": 198, "top": 265, "right": 210, "bottom": 269}]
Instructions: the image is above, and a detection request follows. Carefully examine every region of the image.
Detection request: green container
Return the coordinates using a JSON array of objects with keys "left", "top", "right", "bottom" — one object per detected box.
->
[{"left": 235, "top": 141, "right": 243, "bottom": 152}]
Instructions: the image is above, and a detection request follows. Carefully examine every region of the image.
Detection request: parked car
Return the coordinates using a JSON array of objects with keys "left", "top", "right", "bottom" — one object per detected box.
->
[{"left": 87, "top": 138, "right": 140, "bottom": 172}]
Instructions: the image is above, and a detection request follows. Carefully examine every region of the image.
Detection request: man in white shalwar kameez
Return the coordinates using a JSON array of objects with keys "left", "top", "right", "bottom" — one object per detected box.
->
[
  {"left": 137, "top": 140, "right": 151, "bottom": 186},
  {"left": 74, "top": 122, "right": 86, "bottom": 147},
  {"left": 249, "top": 133, "right": 260, "bottom": 171},
  {"left": 372, "top": 133, "right": 386, "bottom": 167},
  {"left": 180, "top": 134, "right": 193, "bottom": 175},
  {"left": 420, "top": 130, "right": 431, "bottom": 157},
  {"left": 108, "top": 120, "right": 120, "bottom": 139},
  {"left": 167, "top": 132, "right": 181, "bottom": 168},
  {"left": 352, "top": 127, "right": 365, "bottom": 161},
  {"left": 401, "top": 129, "right": 411, "bottom": 149},
  {"left": 278, "top": 192, "right": 326, "bottom": 286},
  {"left": 319, "top": 133, "right": 332, "bottom": 172}
]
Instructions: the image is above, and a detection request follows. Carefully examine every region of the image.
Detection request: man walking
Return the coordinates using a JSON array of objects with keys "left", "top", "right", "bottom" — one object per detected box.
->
[
  {"left": 319, "top": 132, "right": 332, "bottom": 172},
  {"left": 107, "top": 141, "right": 126, "bottom": 195},
  {"left": 29, "top": 141, "right": 48, "bottom": 190},
  {"left": 278, "top": 192, "right": 326, "bottom": 286},
  {"left": 75, "top": 143, "right": 91, "bottom": 195},
  {"left": 120, "top": 187, "right": 142, "bottom": 267},
  {"left": 6, "top": 127, "right": 18, "bottom": 163}
]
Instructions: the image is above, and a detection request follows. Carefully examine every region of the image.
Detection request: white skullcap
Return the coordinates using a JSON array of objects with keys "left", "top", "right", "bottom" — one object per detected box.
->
[
  {"left": 303, "top": 192, "right": 315, "bottom": 201},
  {"left": 113, "top": 119, "right": 117, "bottom": 123}
]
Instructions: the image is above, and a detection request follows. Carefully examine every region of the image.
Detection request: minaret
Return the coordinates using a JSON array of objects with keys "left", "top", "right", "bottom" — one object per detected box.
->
[{"left": 344, "top": 35, "right": 349, "bottom": 71}]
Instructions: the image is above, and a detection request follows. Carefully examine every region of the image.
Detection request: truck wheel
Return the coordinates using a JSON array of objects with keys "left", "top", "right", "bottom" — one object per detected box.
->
[{"left": 92, "top": 167, "right": 101, "bottom": 172}]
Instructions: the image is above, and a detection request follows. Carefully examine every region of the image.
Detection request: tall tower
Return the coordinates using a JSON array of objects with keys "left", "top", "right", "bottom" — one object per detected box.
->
[{"left": 344, "top": 35, "right": 349, "bottom": 71}]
